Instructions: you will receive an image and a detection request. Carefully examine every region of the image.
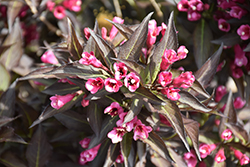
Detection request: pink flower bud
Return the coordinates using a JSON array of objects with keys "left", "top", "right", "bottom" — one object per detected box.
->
[
  {"left": 146, "top": 20, "right": 162, "bottom": 49},
  {"left": 81, "top": 94, "right": 89, "bottom": 107},
  {"left": 183, "top": 149, "right": 198, "bottom": 167},
  {"left": 221, "top": 129, "right": 233, "bottom": 140},
  {"left": 104, "top": 102, "right": 124, "bottom": 117},
  {"left": 237, "top": 24, "right": 250, "bottom": 40},
  {"left": 199, "top": 143, "right": 217, "bottom": 158},
  {"left": 50, "top": 94, "right": 75, "bottom": 109},
  {"left": 124, "top": 72, "right": 140, "bottom": 92},
  {"left": 41, "top": 50, "right": 59, "bottom": 64},
  {"left": 229, "top": 6, "right": 247, "bottom": 19},
  {"left": 113, "top": 62, "right": 128, "bottom": 80},
  {"left": 85, "top": 77, "right": 104, "bottom": 94},
  {"left": 46, "top": 0, "right": 55, "bottom": 11},
  {"left": 234, "top": 44, "right": 248, "bottom": 67},
  {"left": 230, "top": 62, "right": 243, "bottom": 78},
  {"left": 107, "top": 127, "right": 127, "bottom": 143},
  {"left": 79, "top": 51, "right": 103, "bottom": 68},
  {"left": 63, "top": 0, "right": 82, "bottom": 12},
  {"left": 177, "top": 0, "right": 190, "bottom": 12},
  {"left": 218, "top": 19, "right": 230, "bottom": 32},
  {"left": 161, "top": 86, "right": 181, "bottom": 101},
  {"left": 104, "top": 78, "right": 123, "bottom": 93},
  {"left": 177, "top": 45, "right": 188, "bottom": 60},
  {"left": 53, "top": 6, "right": 66, "bottom": 20},
  {"left": 172, "top": 71, "right": 195, "bottom": 88},
  {"left": 233, "top": 97, "right": 246, "bottom": 109},
  {"left": 158, "top": 71, "right": 173, "bottom": 87},
  {"left": 115, "top": 152, "right": 124, "bottom": 164},
  {"left": 109, "top": 17, "right": 124, "bottom": 40},
  {"left": 79, "top": 138, "right": 91, "bottom": 149},
  {"left": 160, "top": 22, "right": 167, "bottom": 41},
  {"left": 133, "top": 120, "right": 152, "bottom": 141},
  {"left": 215, "top": 149, "right": 226, "bottom": 163},
  {"left": 101, "top": 27, "right": 107, "bottom": 40},
  {"left": 215, "top": 85, "right": 227, "bottom": 102},
  {"left": 84, "top": 28, "right": 91, "bottom": 40},
  {"left": 187, "top": 10, "right": 201, "bottom": 21},
  {"left": 160, "top": 49, "right": 178, "bottom": 71}
]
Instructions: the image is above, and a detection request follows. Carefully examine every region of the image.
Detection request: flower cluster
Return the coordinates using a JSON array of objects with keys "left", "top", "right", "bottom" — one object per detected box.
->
[
  {"left": 177, "top": 0, "right": 210, "bottom": 21},
  {"left": 46, "top": 0, "right": 82, "bottom": 19},
  {"left": 106, "top": 102, "right": 152, "bottom": 143}
]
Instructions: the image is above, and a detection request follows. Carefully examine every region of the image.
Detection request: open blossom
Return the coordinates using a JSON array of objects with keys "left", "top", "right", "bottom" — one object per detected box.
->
[
  {"left": 218, "top": 19, "right": 230, "bottom": 32},
  {"left": 81, "top": 94, "right": 89, "bottom": 107},
  {"left": 85, "top": 77, "right": 104, "bottom": 94},
  {"left": 229, "top": 6, "right": 247, "bottom": 19},
  {"left": 199, "top": 143, "right": 216, "bottom": 158},
  {"left": 172, "top": 71, "right": 195, "bottom": 88},
  {"left": 215, "top": 149, "right": 226, "bottom": 163},
  {"left": 115, "top": 152, "right": 124, "bottom": 164},
  {"left": 234, "top": 44, "right": 248, "bottom": 67},
  {"left": 53, "top": 6, "right": 65, "bottom": 19},
  {"left": 233, "top": 96, "right": 246, "bottom": 109},
  {"left": 79, "top": 138, "right": 91, "bottom": 149},
  {"left": 116, "top": 112, "right": 138, "bottom": 132},
  {"left": 107, "top": 127, "right": 126, "bottom": 143},
  {"left": 79, "top": 51, "right": 103, "bottom": 68},
  {"left": 41, "top": 50, "right": 58, "bottom": 64},
  {"left": 160, "top": 49, "right": 179, "bottom": 71},
  {"left": 177, "top": 46, "right": 188, "bottom": 60},
  {"left": 189, "top": 0, "right": 204, "bottom": 12},
  {"left": 124, "top": 72, "right": 140, "bottom": 92},
  {"left": 79, "top": 144, "right": 101, "bottom": 165},
  {"left": 177, "top": 0, "right": 190, "bottom": 12},
  {"left": 161, "top": 86, "right": 181, "bottom": 101},
  {"left": 46, "top": 0, "right": 55, "bottom": 11},
  {"left": 237, "top": 24, "right": 250, "bottom": 40},
  {"left": 215, "top": 85, "right": 227, "bottom": 102},
  {"left": 50, "top": 94, "right": 75, "bottom": 109},
  {"left": 63, "top": 0, "right": 82, "bottom": 12},
  {"left": 113, "top": 62, "right": 128, "bottom": 80},
  {"left": 221, "top": 129, "right": 233, "bottom": 140},
  {"left": 234, "top": 149, "right": 250, "bottom": 166},
  {"left": 187, "top": 10, "right": 201, "bottom": 21},
  {"left": 158, "top": 71, "right": 173, "bottom": 87},
  {"left": 230, "top": 62, "right": 243, "bottom": 78},
  {"left": 146, "top": 20, "right": 162, "bottom": 49},
  {"left": 104, "top": 102, "right": 124, "bottom": 117},
  {"left": 133, "top": 120, "right": 152, "bottom": 141},
  {"left": 102, "top": 16, "right": 124, "bottom": 41},
  {"left": 183, "top": 149, "right": 198, "bottom": 167},
  {"left": 104, "top": 78, "right": 123, "bottom": 93}
]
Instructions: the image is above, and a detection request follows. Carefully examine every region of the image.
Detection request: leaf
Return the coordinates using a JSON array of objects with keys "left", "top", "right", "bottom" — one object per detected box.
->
[
  {"left": 182, "top": 116, "right": 200, "bottom": 161},
  {"left": 225, "top": 123, "right": 249, "bottom": 145},
  {"left": 243, "top": 42, "right": 250, "bottom": 52},
  {"left": 89, "top": 140, "right": 110, "bottom": 167},
  {"left": 7, "top": 0, "right": 23, "bottom": 30},
  {"left": 118, "top": 12, "right": 153, "bottom": 61},
  {"left": 4, "top": 133, "right": 27, "bottom": 144},
  {"left": 190, "top": 79, "right": 210, "bottom": 98},
  {"left": 211, "top": 33, "right": 241, "bottom": 47},
  {"left": 83, "top": 20, "right": 99, "bottom": 54},
  {"left": 54, "top": 110, "right": 91, "bottom": 131},
  {"left": 0, "top": 126, "right": 14, "bottom": 142},
  {"left": 42, "top": 82, "right": 80, "bottom": 95},
  {"left": 178, "top": 91, "right": 212, "bottom": 112},
  {"left": 103, "top": 143, "right": 120, "bottom": 167},
  {"left": 142, "top": 131, "right": 173, "bottom": 162},
  {"left": 219, "top": 91, "right": 237, "bottom": 135},
  {"left": 0, "top": 115, "right": 20, "bottom": 128},
  {"left": 0, "top": 80, "right": 17, "bottom": 117},
  {"left": 30, "top": 93, "right": 84, "bottom": 128},
  {"left": 149, "top": 11, "right": 178, "bottom": 83},
  {"left": 87, "top": 102, "right": 103, "bottom": 136},
  {"left": 121, "top": 132, "right": 133, "bottom": 167},
  {"left": 193, "top": 19, "right": 213, "bottom": 69},
  {"left": 26, "top": 124, "right": 52, "bottom": 167},
  {"left": 194, "top": 43, "right": 223, "bottom": 87},
  {"left": 107, "top": 19, "right": 134, "bottom": 39},
  {"left": 168, "top": 147, "right": 187, "bottom": 167},
  {"left": 123, "top": 98, "right": 143, "bottom": 124},
  {"left": 0, "top": 64, "right": 10, "bottom": 91},
  {"left": 0, "top": 151, "right": 27, "bottom": 167},
  {"left": 67, "top": 18, "right": 83, "bottom": 60},
  {"left": 0, "top": 19, "right": 23, "bottom": 71}
]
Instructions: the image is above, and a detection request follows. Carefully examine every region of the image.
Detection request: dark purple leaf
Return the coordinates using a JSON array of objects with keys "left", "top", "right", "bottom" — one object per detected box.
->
[
  {"left": 211, "top": 33, "right": 241, "bottom": 47},
  {"left": 149, "top": 11, "right": 178, "bottom": 83},
  {"left": 193, "top": 19, "right": 213, "bottom": 69},
  {"left": 123, "top": 98, "right": 143, "bottom": 124},
  {"left": 0, "top": 115, "right": 20, "bottom": 128},
  {"left": 30, "top": 93, "right": 85, "bottom": 128},
  {"left": 194, "top": 43, "right": 223, "bottom": 87},
  {"left": 42, "top": 82, "right": 80, "bottom": 95},
  {"left": 245, "top": 75, "right": 250, "bottom": 103},
  {"left": 7, "top": 1, "right": 23, "bottom": 30},
  {"left": 118, "top": 12, "right": 153, "bottom": 61},
  {"left": 19, "top": 66, "right": 57, "bottom": 81},
  {"left": 54, "top": 110, "right": 91, "bottom": 131},
  {"left": 225, "top": 123, "right": 249, "bottom": 145},
  {"left": 85, "top": 88, "right": 112, "bottom": 101},
  {"left": 89, "top": 140, "right": 110, "bottom": 167},
  {"left": 137, "top": 141, "right": 146, "bottom": 166},
  {"left": 26, "top": 124, "right": 52, "bottom": 167},
  {"left": 0, "top": 151, "right": 27, "bottom": 167},
  {"left": 0, "top": 126, "right": 14, "bottom": 142},
  {"left": 83, "top": 20, "right": 99, "bottom": 54},
  {"left": 190, "top": 80, "right": 210, "bottom": 98},
  {"left": 243, "top": 42, "right": 250, "bottom": 52},
  {"left": 121, "top": 132, "right": 133, "bottom": 167},
  {"left": 232, "top": 76, "right": 245, "bottom": 100},
  {"left": 4, "top": 133, "right": 27, "bottom": 144},
  {"left": 103, "top": 143, "right": 120, "bottom": 167},
  {"left": 87, "top": 102, "right": 103, "bottom": 136},
  {"left": 67, "top": 18, "right": 83, "bottom": 60},
  {"left": 168, "top": 147, "right": 187, "bottom": 167}
]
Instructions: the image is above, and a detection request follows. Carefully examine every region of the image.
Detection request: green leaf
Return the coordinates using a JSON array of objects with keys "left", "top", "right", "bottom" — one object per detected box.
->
[
  {"left": 142, "top": 131, "right": 173, "bottom": 162},
  {"left": 87, "top": 102, "right": 103, "bottom": 136},
  {"left": 211, "top": 33, "right": 241, "bottom": 47},
  {"left": 26, "top": 124, "right": 52, "bottom": 167},
  {"left": 0, "top": 64, "right": 10, "bottom": 91},
  {"left": 30, "top": 93, "right": 84, "bottom": 128},
  {"left": 193, "top": 19, "right": 213, "bottom": 69},
  {"left": 67, "top": 18, "right": 83, "bottom": 60},
  {"left": 225, "top": 123, "right": 248, "bottom": 145},
  {"left": 123, "top": 98, "right": 143, "bottom": 124},
  {"left": 194, "top": 43, "right": 223, "bottom": 87},
  {"left": 149, "top": 11, "right": 178, "bottom": 83},
  {"left": 118, "top": 12, "right": 153, "bottom": 61},
  {"left": 121, "top": 132, "right": 133, "bottom": 158},
  {"left": 42, "top": 82, "right": 80, "bottom": 95},
  {"left": 54, "top": 110, "right": 91, "bottom": 131},
  {"left": 0, "top": 151, "right": 27, "bottom": 167}
]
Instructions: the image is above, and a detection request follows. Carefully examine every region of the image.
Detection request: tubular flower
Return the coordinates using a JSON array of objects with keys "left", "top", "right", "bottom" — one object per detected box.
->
[
  {"left": 215, "top": 85, "right": 227, "bottom": 102},
  {"left": 146, "top": 19, "right": 162, "bottom": 49},
  {"left": 124, "top": 72, "right": 140, "bottom": 92},
  {"left": 113, "top": 62, "right": 128, "bottom": 80},
  {"left": 215, "top": 149, "right": 226, "bottom": 163},
  {"left": 177, "top": 0, "right": 190, "bottom": 12},
  {"left": 177, "top": 45, "right": 188, "bottom": 60},
  {"left": 79, "top": 51, "right": 103, "bottom": 68},
  {"left": 115, "top": 152, "right": 124, "bottom": 164},
  {"left": 189, "top": 0, "right": 204, "bottom": 12},
  {"left": 79, "top": 138, "right": 91, "bottom": 149},
  {"left": 229, "top": 6, "right": 247, "bottom": 19},
  {"left": 233, "top": 96, "right": 246, "bottom": 109},
  {"left": 183, "top": 149, "right": 198, "bottom": 167},
  {"left": 104, "top": 78, "right": 123, "bottom": 93},
  {"left": 116, "top": 112, "right": 138, "bottom": 132},
  {"left": 218, "top": 19, "right": 230, "bottom": 32},
  {"left": 237, "top": 24, "right": 250, "bottom": 40},
  {"left": 41, "top": 50, "right": 58, "bottom": 64},
  {"left": 172, "top": 71, "right": 195, "bottom": 88},
  {"left": 63, "top": 0, "right": 82, "bottom": 12},
  {"left": 158, "top": 71, "right": 173, "bottom": 87},
  {"left": 161, "top": 86, "right": 181, "bottom": 101},
  {"left": 81, "top": 94, "right": 89, "bottom": 107},
  {"left": 221, "top": 129, "right": 233, "bottom": 140},
  {"left": 133, "top": 120, "right": 152, "bottom": 141},
  {"left": 199, "top": 143, "right": 217, "bottom": 158},
  {"left": 85, "top": 77, "right": 104, "bottom": 94},
  {"left": 234, "top": 44, "right": 248, "bottom": 67},
  {"left": 79, "top": 144, "right": 101, "bottom": 165},
  {"left": 109, "top": 17, "right": 124, "bottom": 40},
  {"left": 50, "top": 94, "right": 75, "bottom": 109},
  {"left": 84, "top": 28, "right": 90, "bottom": 40},
  {"left": 234, "top": 149, "right": 250, "bottom": 166},
  {"left": 53, "top": 6, "right": 65, "bottom": 19},
  {"left": 107, "top": 127, "right": 127, "bottom": 143},
  {"left": 187, "top": 10, "right": 201, "bottom": 21},
  {"left": 104, "top": 102, "right": 124, "bottom": 117},
  {"left": 160, "top": 49, "right": 179, "bottom": 71}
]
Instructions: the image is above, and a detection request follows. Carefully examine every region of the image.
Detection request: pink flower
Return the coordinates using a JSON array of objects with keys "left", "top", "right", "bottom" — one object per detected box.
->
[
  {"left": 161, "top": 86, "right": 181, "bottom": 101},
  {"left": 101, "top": 27, "right": 107, "bottom": 40},
  {"left": 85, "top": 77, "right": 104, "bottom": 94},
  {"left": 230, "top": 62, "right": 243, "bottom": 78},
  {"left": 237, "top": 24, "right": 250, "bottom": 40},
  {"left": 229, "top": 6, "right": 247, "bottom": 19},
  {"left": 63, "top": 0, "right": 82, "bottom": 12},
  {"left": 133, "top": 120, "right": 152, "bottom": 140},
  {"left": 113, "top": 62, "right": 128, "bottom": 80},
  {"left": 104, "top": 102, "right": 124, "bottom": 117},
  {"left": 218, "top": 19, "right": 230, "bottom": 32},
  {"left": 189, "top": 0, "right": 204, "bottom": 12},
  {"left": 116, "top": 112, "right": 138, "bottom": 132},
  {"left": 183, "top": 149, "right": 198, "bottom": 167},
  {"left": 41, "top": 50, "right": 58, "bottom": 64},
  {"left": 107, "top": 127, "right": 127, "bottom": 143},
  {"left": 234, "top": 150, "right": 250, "bottom": 165},
  {"left": 58, "top": 78, "right": 76, "bottom": 85},
  {"left": 104, "top": 78, "right": 123, "bottom": 93},
  {"left": 187, "top": 10, "right": 201, "bottom": 21},
  {"left": 79, "top": 138, "right": 91, "bottom": 149},
  {"left": 158, "top": 71, "right": 173, "bottom": 87},
  {"left": 199, "top": 143, "right": 217, "bottom": 158},
  {"left": 216, "top": 61, "right": 225, "bottom": 72},
  {"left": 159, "top": 114, "right": 172, "bottom": 126},
  {"left": 79, "top": 144, "right": 101, "bottom": 165},
  {"left": 115, "top": 152, "right": 124, "bottom": 163},
  {"left": 221, "top": 129, "right": 233, "bottom": 140},
  {"left": 177, "top": 0, "right": 190, "bottom": 12},
  {"left": 234, "top": 44, "right": 248, "bottom": 67},
  {"left": 53, "top": 6, "right": 66, "bottom": 19},
  {"left": 50, "top": 94, "right": 75, "bottom": 109},
  {"left": 84, "top": 28, "right": 91, "bottom": 40},
  {"left": 81, "top": 94, "right": 89, "bottom": 107},
  {"left": 109, "top": 16, "right": 124, "bottom": 40},
  {"left": 233, "top": 96, "right": 246, "bottom": 109},
  {"left": 218, "top": 0, "right": 236, "bottom": 9},
  {"left": 46, "top": 0, "right": 55, "bottom": 11},
  {"left": 172, "top": 71, "right": 195, "bottom": 88},
  {"left": 146, "top": 20, "right": 162, "bottom": 49},
  {"left": 124, "top": 72, "right": 140, "bottom": 92},
  {"left": 79, "top": 51, "right": 103, "bottom": 68},
  {"left": 215, "top": 85, "right": 227, "bottom": 102},
  {"left": 177, "top": 45, "right": 188, "bottom": 60},
  {"left": 160, "top": 49, "right": 178, "bottom": 71},
  {"left": 198, "top": 161, "right": 207, "bottom": 167},
  {"left": 215, "top": 149, "right": 226, "bottom": 163}
]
